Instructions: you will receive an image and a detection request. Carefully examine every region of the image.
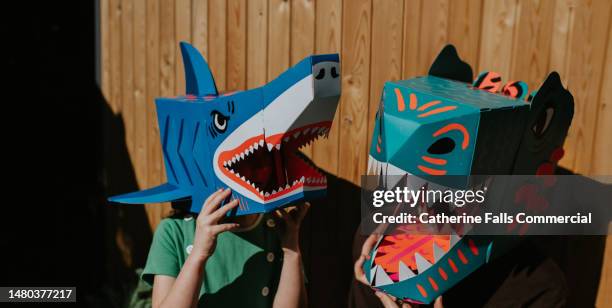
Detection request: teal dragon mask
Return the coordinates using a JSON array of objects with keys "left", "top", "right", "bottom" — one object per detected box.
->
[{"left": 363, "top": 45, "right": 574, "bottom": 304}]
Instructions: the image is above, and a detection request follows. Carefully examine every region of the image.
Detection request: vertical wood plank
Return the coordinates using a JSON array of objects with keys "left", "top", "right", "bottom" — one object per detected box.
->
[
  {"left": 368, "top": 0, "right": 403, "bottom": 151},
  {"left": 550, "top": 0, "right": 575, "bottom": 169},
  {"left": 175, "top": 0, "right": 191, "bottom": 94},
  {"left": 121, "top": 0, "right": 135, "bottom": 159},
  {"left": 478, "top": 0, "right": 518, "bottom": 76},
  {"left": 559, "top": 0, "right": 611, "bottom": 174},
  {"left": 133, "top": 0, "right": 148, "bottom": 190},
  {"left": 268, "top": 0, "right": 291, "bottom": 81},
  {"left": 208, "top": 0, "right": 227, "bottom": 91},
  {"left": 402, "top": 0, "right": 423, "bottom": 79},
  {"left": 246, "top": 0, "right": 268, "bottom": 88},
  {"left": 227, "top": 0, "right": 247, "bottom": 91},
  {"left": 109, "top": 0, "right": 123, "bottom": 113},
  {"left": 509, "top": 0, "right": 555, "bottom": 89},
  {"left": 192, "top": 0, "right": 208, "bottom": 56},
  {"left": 100, "top": 0, "right": 111, "bottom": 99},
  {"left": 591, "top": 20, "right": 612, "bottom": 175},
  {"left": 291, "top": 0, "right": 315, "bottom": 64},
  {"left": 158, "top": 0, "right": 176, "bottom": 221},
  {"left": 417, "top": 0, "right": 449, "bottom": 75},
  {"left": 447, "top": 0, "right": 483, "bottom": 70},
  {"left": 338, "top": 0, "right": 372, "bottom": 184},
  {"left": 311, "top": 0, "right": 342, "bottom": 173},
  {"left": 291, "top": 0, "right": 315, "bottom": 156},
  {"left": 145, "top": 0, "right": 166, "bottom": 228}
]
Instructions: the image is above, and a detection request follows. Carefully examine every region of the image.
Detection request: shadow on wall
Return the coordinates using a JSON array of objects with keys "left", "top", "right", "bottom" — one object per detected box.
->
[{"left": 95, "top": 86, "right": 154, "bottom": 307}]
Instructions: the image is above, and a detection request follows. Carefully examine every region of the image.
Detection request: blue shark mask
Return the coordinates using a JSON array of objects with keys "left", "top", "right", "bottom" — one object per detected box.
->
[{"left": 109, "top": 42, "right": 341, "bottom": 214}]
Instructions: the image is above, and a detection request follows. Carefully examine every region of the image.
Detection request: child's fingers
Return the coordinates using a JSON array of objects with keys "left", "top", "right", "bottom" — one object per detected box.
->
[
  {"left": 297, "top": 202, "right": 310, "bottom": 221},
  {"left": 210, "top": 199, "right": 240, "bottom": 221},
  {"left": 361, "top": 234, "right": 380, "bottom": 257},
  {"left": 433, "top": 297, "right": 443, "bottom": 308},
  {"left": 211, "top": 223, "right": 240, "bottom": 235},
  {"left": 375, "top": 291, "right": 399, "bottom": 308},
  {"left": 204, "top": 189, "right": 232, "bottom": 215},
  {"left": 354, "top": 255, "right": 368, "bottom": 285},
  {"left": 202, "top": 188, "right": 224, "bottom": 213}
]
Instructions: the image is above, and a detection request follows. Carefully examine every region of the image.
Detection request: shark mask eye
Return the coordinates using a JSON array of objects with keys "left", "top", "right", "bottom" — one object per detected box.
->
[
  {"left": 315, "top": 68, "right": 325, "bottom": 80},
  {"left": 212, "top": 111, "right": 229, "bottom": 133},
  {"left": 532, "top": 107, "right": 554, "bottom": 138},
  {"left": 427, "top": 137, "right": 455, "bottom": 155}
]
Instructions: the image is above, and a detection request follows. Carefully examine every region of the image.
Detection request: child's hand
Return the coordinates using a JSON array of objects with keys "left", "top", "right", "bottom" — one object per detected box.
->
[
  {"left": 354, "top": 234, "right": 382, "bottom": 285},
  {"left": 191, "top": 188, "right": 240, "bottom": 262},
  {"left": 274, "top": 202, "right": 310, "bottom": 253}
]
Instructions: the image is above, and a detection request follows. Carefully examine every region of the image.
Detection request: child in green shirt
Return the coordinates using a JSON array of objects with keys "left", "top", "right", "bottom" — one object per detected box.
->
[{"left": 142, "top": 188, "right": 308, "bottom": 308}]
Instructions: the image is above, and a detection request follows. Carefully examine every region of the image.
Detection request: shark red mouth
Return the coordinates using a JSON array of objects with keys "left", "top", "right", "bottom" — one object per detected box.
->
[{"left": 218, "top": 122, "right": 331, "bottom": 201}]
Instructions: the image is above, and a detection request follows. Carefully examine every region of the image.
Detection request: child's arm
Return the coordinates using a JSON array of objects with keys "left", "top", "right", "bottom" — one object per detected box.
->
[
  {"left": 273, "top": 203, "right": 310, "bottom": 308},
  {"left": 152, "top": 189, "right": 240, "bottom": 308}
]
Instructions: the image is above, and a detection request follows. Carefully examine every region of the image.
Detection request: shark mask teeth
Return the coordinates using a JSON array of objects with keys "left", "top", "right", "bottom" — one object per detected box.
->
[{"left": 220, "top": 123, "right": 330, "bottom": 201}]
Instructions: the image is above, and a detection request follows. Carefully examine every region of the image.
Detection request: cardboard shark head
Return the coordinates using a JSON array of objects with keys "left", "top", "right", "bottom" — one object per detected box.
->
[
  {"left": 109, "top": 42, "right": 340, "bottom": 214},
  {"left": 364, "top": 45, "right": 574, "bottom": 304}
]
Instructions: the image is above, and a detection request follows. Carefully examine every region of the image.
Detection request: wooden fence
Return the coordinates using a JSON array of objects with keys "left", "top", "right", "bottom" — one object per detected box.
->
[{"left": 100, "top": 0, "right": 611, "bottom": 305}]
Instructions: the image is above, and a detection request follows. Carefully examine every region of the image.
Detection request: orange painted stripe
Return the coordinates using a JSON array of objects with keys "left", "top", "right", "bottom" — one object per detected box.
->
[
  {"left": 457, "top": 249, "right": 468, "bottom": 264},
  {"left": 438, "top": 267, "right": 448, "bottom": 281},
  {"left": 395, "top": 88, "right": 405, "bottom": 111},
  {"left": 416, "top": 284, "right": 428, "bottom": 298},
  {"left": 448, "top": 258, "right": 458, "bottom": 273},
  {"left": 417, "top": 100, "right": 441, "bottom": 111},
  {"left": 417, "top": 105, "right": 457, "bottom": 118},
  {"left": 418, "top": 165, "right": 447, "bottom": 176},
  {"left": 468, "top": 239, "right": 479, "bottom": 256},
  {"left": 428, "top": 277, "right": 439, "bottom": 291},
  {"left": 409, "top": 93, "right": 418, "bottom": 110},
  {"left": 433, "top": 123, "right": 470, "bottom": 149},
  {"left": 422, "top": 155, "right": 447, "bottom": 165}
]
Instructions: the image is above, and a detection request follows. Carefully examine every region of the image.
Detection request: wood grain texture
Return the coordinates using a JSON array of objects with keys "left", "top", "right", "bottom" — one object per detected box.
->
[
  {"left": 191, "top": 0, "right": 208, "bottom": 57},
  {"left": 208, "top": 0, "right": 226, "bottom": 91},
  {"left": 175, "top": 0, "right": 191, "bottom": 94},
  {"left": 121, "top": 0, "right": 135, "bottom": 159},
  {"left": 133, "top": 0, "right": 148, "bottom": 190},
  {"left": 100, "top": 0, "right": 110, "bottom": 99},
  {"left": 101, "top": 3, "right": 612, "bottom": 299},
  {"left": 246, "top": 0, "right": 268, "bottom": 88},
  {"left": 559, "top": 0, "right": 611, "bottom": 174},
  {"left": 591, "top": 19, "right": 612, "bottom": 175},
  {"left": 311, "top": 0, "right": 342, "bottom": 174},
  {"left": 509, "top": 0, "right": 555, "bottom": 89},
  {"left": 402, "top": 0, "right": 423, "bottom": 79},
  {"left": 479, "top": 0, "right": 518, "bottom": 77},
  {"left": 145, "top": 0, "right": 168, "bottom": 227},
  {"left": 291, "top": 0, "right": 315, "bottom": 157},
  {"left": 109, "top": 0, "right": 122, "bottom": 113},
  {"left": 226, "top": 0, "right": 247, "bottom": 91},
  {"left": 267, "top": 0, "right": 291, "bottom": 81},
  {"left": 338, "top": 0, "right": 372, "bottom": 185},
  {"left": 447, "top": 0, "right": 483, "bottom": 72},
  {"left": 417, "top": 0, "right": 449, "bottom": 75},
  {"left": 368, "top": 0, "right": 403, "bottom": 151}
]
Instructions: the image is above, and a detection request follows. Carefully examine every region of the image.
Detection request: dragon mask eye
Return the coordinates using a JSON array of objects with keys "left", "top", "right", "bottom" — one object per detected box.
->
[
  {"left": 532, "top": 106, "right": 554, "bottom": 138},
  {"left": 427, "top": 137, "right": 455, "bottom": 155}
]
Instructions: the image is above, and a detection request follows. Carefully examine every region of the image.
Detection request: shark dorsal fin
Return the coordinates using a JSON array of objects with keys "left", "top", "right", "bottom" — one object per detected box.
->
[{"left": 179, "top": 42, "right": 218, "bottom": 96}]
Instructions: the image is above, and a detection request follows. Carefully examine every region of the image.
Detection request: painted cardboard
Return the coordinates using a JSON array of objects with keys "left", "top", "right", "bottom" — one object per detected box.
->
[
  {"left": 109, "top": 42, "right": 340, "bottom": 214},
  {"left": 364, "top": 45, "right": 574, "bottom": 304}
]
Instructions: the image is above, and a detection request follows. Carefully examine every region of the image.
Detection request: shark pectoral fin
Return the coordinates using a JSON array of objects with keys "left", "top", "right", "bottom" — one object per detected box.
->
[{"left": 108, "top": 183, "right": 190, "bottom": 204}]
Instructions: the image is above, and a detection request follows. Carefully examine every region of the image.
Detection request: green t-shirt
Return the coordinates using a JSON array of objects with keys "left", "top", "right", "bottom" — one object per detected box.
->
[{"left": 142, "top": 214, "right": 283, "bottom": 307}]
